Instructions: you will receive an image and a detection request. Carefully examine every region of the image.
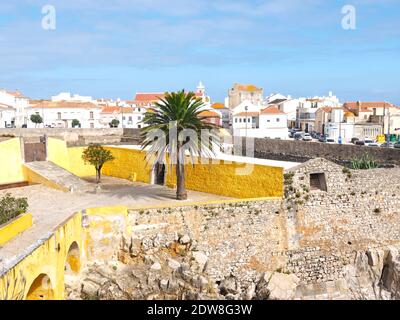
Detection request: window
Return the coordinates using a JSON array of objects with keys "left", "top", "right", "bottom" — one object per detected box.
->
[
  {"left": 90, "top": 123, "right": 94, "bottom": 129},
  {"left": 138, "top": 116, "right": 141, "bottom": 121},
  {"left": 90, "top": 112, "right": 94, "bottom": 120},
  {"left": 235, "top": 118, "right": 238, "bottom": 123},
  {"left": 129, "top": 116, "right": 132, "bottom": 121},
  {"left": 57, "top": 112, "right": 61, "bottom": 120},
  {"left": 138, "top": 108, "right": 141, "bottom": 112},
  {"left": 310, "top": 173, "right": 327, "bottom": 192},
  {"left": 276, "top": 118, "right": 280, "bottom": 122},
  {"left": 239, "top": 119, "right": 242, "bottom": 123}
]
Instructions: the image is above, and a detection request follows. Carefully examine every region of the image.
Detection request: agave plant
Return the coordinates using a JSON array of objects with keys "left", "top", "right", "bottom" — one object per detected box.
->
[
  {"left": 351, "top": 153, "right": 378, "bottom": 170},
  {"left": 140, "top": 90, "right": 221, "bottom": 200}
]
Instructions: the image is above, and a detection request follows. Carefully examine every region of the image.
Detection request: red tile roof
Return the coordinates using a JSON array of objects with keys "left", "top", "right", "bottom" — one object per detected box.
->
[
  {"left": 260, "top": 106, "right": 286, "bottom": 115},
  {"left": 29, "top": 100, "right": 99, "bottom": 109},
  {"left": 344, "top": 102, "right": 395, "bottom": 110},
  {"left": 101, "top": 106, "right": 134, "bottom": 114},
  {"left": 211, "top": 102, "right": 226, "bottom": 110},
  {"left": 134, "top": 92, "right": 204, "bottom": 105},
  {"left": 233, "top": 112, "right": 260, "bottom": 117},
  {"left": 198, "top": 110, "right": 221, "bottom": 118}
]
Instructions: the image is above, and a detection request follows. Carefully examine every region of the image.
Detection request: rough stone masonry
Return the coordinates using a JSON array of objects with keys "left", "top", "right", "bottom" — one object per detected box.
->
[{"left": 72, "top": 158, "right": 400, "bottom": 300}]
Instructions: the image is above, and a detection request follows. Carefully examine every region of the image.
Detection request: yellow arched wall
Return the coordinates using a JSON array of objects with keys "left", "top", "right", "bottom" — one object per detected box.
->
[{"left": 0, "top": 213, "right": 83, "bottom": 300}]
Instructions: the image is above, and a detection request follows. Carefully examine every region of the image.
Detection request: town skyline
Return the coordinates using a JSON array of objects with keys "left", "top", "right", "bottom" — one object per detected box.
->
[{"left": 0, "top": 1, "right": 399, "bottom": 104}]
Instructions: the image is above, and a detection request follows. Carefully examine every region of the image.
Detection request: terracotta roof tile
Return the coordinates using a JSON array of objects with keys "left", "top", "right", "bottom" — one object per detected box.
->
[
  {"left": 233, "top": 112, "right": 260, "bottom": 117},
  {"left": 260, "top": 106, "right": 286, "bottom": 115},
  {"left": 29, "top": 100, "right": 100, "bottom": 109},
  {"left": 198, "top": 110, "right": 221, "bottom": 118},
  {"left": 211, "top": 102, "right": 226, "bottom": 109}
]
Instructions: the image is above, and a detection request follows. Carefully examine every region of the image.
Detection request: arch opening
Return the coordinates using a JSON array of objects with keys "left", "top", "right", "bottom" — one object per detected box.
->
[
  {"left": 26, "top": 274, "right": 54, "bottom": 300},
  {"left": 65, "top": 241, "right": 81, "bottom": 274}
]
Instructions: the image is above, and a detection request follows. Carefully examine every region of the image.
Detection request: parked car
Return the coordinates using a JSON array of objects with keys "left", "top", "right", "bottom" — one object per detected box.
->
[
  {"left": 355, "top": 140, "right": 365, "bottom": 146},
  {"left": 364, "top": 139, "right": 375, "bottom": 146},
  {"left": 381, "top": 142, "right": 395, "bottom": 148},
  {"left": 394, "top": 142, "right": 400, "bottom": 149},
  {"left": 318, "top": 135, "right": 327, "bottom": 143},
  {"left": 351, "top": 137, "right": 360, "bottom": 144},
  {"left": 368, "top": 143, "right": 381, "bottom": 147},
  {"left": 289, "top": 128, "right": 301, "bottom": 138},
  {"left": 325, "top": 138, "right": 335, "bottom": 144},
  {"left": 302, "top": 133, "right": 313, "bottom": 141},
  {"left": 294, "top": 132, "right": 304, "bottom": 140}
]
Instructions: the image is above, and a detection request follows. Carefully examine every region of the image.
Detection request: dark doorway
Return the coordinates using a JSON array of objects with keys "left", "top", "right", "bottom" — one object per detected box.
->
[
  {"left": 154, "top": 164, "right": 166, "bottom": 186},
  {"left": 24, "top": 138, "right": 46, "bottom": 163},
  {"left": 310, "top": 173, "right": 327, "bottom": 192}
]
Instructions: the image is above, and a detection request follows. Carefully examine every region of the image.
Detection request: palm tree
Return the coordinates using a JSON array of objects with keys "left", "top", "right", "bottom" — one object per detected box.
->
[{"left": 141, "top": 90, "right": 220, "bottom": 200}]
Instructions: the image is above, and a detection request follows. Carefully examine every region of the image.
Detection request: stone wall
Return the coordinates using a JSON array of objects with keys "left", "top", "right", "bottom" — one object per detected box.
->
[
  {"left": 249, "top": 137, "right": 400, "bottom": 165},
  {"left": 0, "top": 128, "right": 123, "bottom": 145},
  {"left": 81, "top": 158, "right": 400, "bottom": 299}
]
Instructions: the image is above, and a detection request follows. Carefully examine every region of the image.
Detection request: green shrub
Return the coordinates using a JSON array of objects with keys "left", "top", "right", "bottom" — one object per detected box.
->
[
  {"left": 0, "top": 194, "right": 28, "bottom": 225},
  {"left": 351, "top": 153, "right": 378, "bottom": 170}
]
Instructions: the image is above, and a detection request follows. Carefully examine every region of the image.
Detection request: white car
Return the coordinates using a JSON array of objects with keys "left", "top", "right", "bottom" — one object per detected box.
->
[
  {"left": 302, "top": 133, "right": 313, "bottom": 141},
  {"left": 364, "top": 139, "right": 375, "bottom": 146}
]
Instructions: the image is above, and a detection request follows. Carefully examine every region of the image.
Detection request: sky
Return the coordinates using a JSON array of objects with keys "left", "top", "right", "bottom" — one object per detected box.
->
[{"left": 0, "top": 0, "right": 399, "bottom": 103}]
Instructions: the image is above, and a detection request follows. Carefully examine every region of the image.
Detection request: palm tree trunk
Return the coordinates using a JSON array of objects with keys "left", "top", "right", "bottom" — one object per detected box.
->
[{"left": 176, "top": 147, "right": 187, "bottom": 200}]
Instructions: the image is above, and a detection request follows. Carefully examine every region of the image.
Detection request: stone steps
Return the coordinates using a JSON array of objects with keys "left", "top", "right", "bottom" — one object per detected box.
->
[{"left": 24, "top": 161, "right": 92, "bottom": 192}]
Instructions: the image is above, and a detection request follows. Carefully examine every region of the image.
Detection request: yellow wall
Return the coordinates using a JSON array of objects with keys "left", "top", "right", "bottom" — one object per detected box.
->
[
  {"left": 0, "top": 213, "right": 83, "bottom": 300},
  {"left": 46, "top": 142, "right": 284, "bottom": 198},
  {"left": 46, "top": 138, "right": 70, "bottom": 171},
  {"left": 0, "top": 213, "right": 33, "bottom": 246},
  {"left": 102, "top": 147, "right": 283, "bottom": 198},
  {"left": 0, "top": 138, "right": 25, "bottom": 185},
  {"left": 47, "top": 138, "right": 96, "bottom": 177},
  {"left": 166, "top": 161, "right": 284, "bottom": 198},
  {"left": 102, "top": 147, "right": 152, "bottom": 183}
]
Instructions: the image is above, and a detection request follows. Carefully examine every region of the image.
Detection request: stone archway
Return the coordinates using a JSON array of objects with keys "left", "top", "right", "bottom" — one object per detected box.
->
[
  {"left": 65, "top": 241, "right": 81, "bottom": 274},
  {"left": 26, "top": 274, "right": 54, "bottom": 300}
]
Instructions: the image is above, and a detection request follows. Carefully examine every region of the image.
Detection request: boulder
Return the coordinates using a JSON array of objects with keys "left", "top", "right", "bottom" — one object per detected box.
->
[
  {"left": 266, "top": 272, "right": 300, "bottom": 300},
  {"left": 192, "top": 252, "right": 208, "bottom": 272}
]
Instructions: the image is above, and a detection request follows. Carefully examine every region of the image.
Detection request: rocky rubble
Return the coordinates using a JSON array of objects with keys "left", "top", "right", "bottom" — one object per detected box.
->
[{"left": 65, "top": 233, "right": 301, "bottom": 300}]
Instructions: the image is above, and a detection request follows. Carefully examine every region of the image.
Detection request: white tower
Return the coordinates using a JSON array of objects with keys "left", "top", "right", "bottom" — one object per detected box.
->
[{"left": 196, "top": 81, "right": 205, "bottom": 95}]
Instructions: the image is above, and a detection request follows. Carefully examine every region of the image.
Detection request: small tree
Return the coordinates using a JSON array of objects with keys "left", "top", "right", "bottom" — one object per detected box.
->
[
  {"left": 82, "top": 144, "right": 115, "bottom": 183},
  {"left": 30, "top": 114, "right": 43, "bottom": 128},
  {"left": 109, "top": 119, "right": 120, "bottom": 128},
  {"left": 72, "top": 119, "right": 81, "bottom": 128}
]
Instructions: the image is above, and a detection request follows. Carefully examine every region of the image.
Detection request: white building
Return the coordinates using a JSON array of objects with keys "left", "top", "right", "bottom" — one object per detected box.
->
[
  {"left": 232, "top": 103, "right": 288, "bottom": 139},
  {"left": 26, "top": 100, "right": 103, "bottom": 128},
  {"left": 0, "top": 103, "right": 15, "bottom": 128},
  {"left": 100, "top": 106, "right": 147, "bottom": 129},
  {"left": 51, "top": 92, "right": 95, "bottom": 103},
  {"left": 0, "top": 89, "right": 29, "bottom": 128},
  {"left": 297, "top": 92, "right": 341, "bottom": 132}
]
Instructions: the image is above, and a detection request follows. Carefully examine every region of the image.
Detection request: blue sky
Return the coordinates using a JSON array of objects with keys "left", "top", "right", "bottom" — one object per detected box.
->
[{"left": 0, "top": 0, "right": 399, "bottom": 103}]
